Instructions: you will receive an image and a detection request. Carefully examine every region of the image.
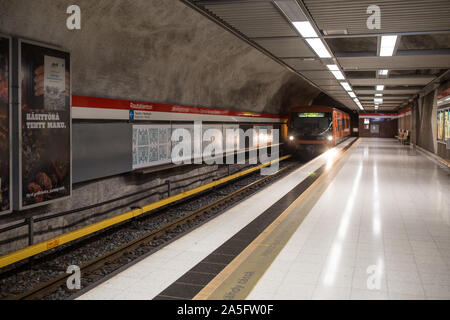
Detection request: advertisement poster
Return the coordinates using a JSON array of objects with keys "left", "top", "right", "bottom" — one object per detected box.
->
[
  {"left": 445, "top": 109, "right": 449, "bottom": 141},
  {"left": 0, "top": 36, "right": 11, "bottom": 213},
  {"left": 20, "top": 41, "right": 71, "bottom": 209},
  {"left": 437, "top": 110, "right": 444, "bottom": 141}
]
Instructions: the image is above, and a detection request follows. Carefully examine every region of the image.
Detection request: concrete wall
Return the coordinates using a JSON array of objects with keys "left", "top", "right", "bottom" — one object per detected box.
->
[
  {"left": 414, "top": 81, "right": 449, "bottom": 160},
  {"left": 0, "top": 0, "right": 321, "bottom": 114},
  {"left": 417, "top": 91, "right": 437, "bottom": 153}
]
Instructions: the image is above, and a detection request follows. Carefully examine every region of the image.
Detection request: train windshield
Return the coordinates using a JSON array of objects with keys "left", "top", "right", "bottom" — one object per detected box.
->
[{"left": 290, "top": 112, "right": 332, "bottom": 135}]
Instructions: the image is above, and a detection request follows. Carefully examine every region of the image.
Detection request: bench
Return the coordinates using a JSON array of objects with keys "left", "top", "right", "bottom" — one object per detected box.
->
[{"left": 396, "top": 130, "right": 409, "bottom": 145}]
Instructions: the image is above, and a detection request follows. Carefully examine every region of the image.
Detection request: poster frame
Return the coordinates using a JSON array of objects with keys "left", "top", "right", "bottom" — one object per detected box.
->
[
  {"left": 18, "top": 38, "right": 72, "bottom": 210},
  {"left": 0, "top": 34, "right": 12, "bottom": 215}
]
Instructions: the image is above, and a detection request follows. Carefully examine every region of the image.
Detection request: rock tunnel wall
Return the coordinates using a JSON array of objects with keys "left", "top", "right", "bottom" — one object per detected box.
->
[
  {"left": 0, "top": 0, "right": 325, "bottom": 254},
  {"left": 0, "top": 0, "right": 321, "bottom": 114}
]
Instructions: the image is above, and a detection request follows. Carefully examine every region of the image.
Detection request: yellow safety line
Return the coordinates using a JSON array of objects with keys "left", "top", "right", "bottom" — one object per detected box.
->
[
  {"left": 0, "top": 155, "right": 291, "bottom": 269},
  {"left": 194, "top": 139, "right": 360, "bottom": 300}
]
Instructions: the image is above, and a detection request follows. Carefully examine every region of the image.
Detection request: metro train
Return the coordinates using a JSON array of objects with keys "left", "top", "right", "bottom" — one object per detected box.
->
[{"left": 287, "top": 106, "right": 351, "bottom": 156}]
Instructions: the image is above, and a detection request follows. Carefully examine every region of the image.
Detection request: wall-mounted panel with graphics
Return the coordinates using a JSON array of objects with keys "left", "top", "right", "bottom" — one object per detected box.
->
[{"left": 17, "top": 40, "right": 71, "bottom": 210}]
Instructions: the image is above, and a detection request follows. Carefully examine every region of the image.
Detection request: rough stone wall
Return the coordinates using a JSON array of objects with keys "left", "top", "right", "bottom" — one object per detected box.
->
[
  {"left": 0, "top": 0, "right": 323, "bottom": 254},
  {"left": 0, "top": 0, "right": 320, "bottom": 114}
]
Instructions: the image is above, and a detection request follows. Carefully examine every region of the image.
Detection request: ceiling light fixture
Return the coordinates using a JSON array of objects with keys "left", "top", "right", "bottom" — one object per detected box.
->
[
  {"left": 376, "top": 85, "right": 385, "bottom": 91},
  {"left": 331, "top": 70, "right": 345, "bottom": 80},
  {"left": 305, "top": 38, "right": 332, "bottom": 58},
  {"left": 340, "top": 82, "right": 352, "bottom": 91},
  {"left": 375, "top": 93, "right": 383, "bottom": 97},
  {"left": 327, "top": 64, "right": 339, "bottom": 71},
  {"left": 292, "top": 21, "right": 318, "bottom": 38},
  {"left": 379, "top": 69, "right": 389, "bottom": 76},
  {"left": 380, "top": 35, "right": 398, "bottom": 57},
  {"left": 374, "top": 98, "right": 383, "bottom": 104},
  {"left": 348, "top": 91, "right": 356, "bottom": 98}
]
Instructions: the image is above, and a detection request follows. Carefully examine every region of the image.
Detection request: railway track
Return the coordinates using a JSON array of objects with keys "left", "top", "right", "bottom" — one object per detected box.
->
[{"left": 3, "top": 161, "right": 298, "bottom": 300}]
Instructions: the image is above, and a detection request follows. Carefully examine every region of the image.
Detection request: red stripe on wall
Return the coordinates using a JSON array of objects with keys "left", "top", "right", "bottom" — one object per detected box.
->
[
  {"left": 72, "top": 95, "right": 286, "bottom": 120},
  {"left": 360, "top": 113, "right": 399, "bottom": 117}
]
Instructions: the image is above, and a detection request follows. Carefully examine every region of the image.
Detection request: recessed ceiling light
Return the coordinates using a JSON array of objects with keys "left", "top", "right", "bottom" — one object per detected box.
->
[
  {"left": 340, "top": 82, "right": 352, "bottom": 91},
  {"left": 327, "top": 64, "right": 339, "bottom": 71},
  {"left": 376, "top": 85, "right": 385, "bottom": 91},
  {"left": 331, "top": 70, "right": 345, "bottom": 80},
  {"left": 348, "top": 91, "right": 356, "bottom": 98},
  {"left": 374, "top": 98, "right": 383, "bottom": 104},
  {"left": 379, "top": 69, "right": 389, "bottom": 76},
  {"left": 375, "top": 93, "right": 383, "bottom": 97},
  {"left": 305, "top": 38, "right": 332, "bottom": 58},
  {"left": 380, "top": 35, "right": 398, "bottom": 57},
  {"left": 292, "top": 21, "right": 318, "bottom": 38}
]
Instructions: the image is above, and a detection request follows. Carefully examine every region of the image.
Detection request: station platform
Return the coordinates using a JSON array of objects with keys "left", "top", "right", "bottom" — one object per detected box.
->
[{"left": 77, "top": 138, "right": 450, "bottom": 300}]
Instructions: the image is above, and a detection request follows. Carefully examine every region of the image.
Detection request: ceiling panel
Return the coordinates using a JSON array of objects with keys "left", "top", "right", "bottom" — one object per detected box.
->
[
  {"left": 348, "top": 77, "right": 435, "bottom": 86},
  {"left": 303, "top": 0, "right": 450, "bottom": 34},
  {"left": 282, "top": 58, "right": 327, "bottom": 71},
  {"left": 202, "top": 1, "right": 298, "bottom": 38},
  {"left": 311, "top": 79, "right": 340, "bottom": 86},
  {"left": 355, "top": 89, "right": 421, "bottom": 95},
  {"left": 254, "top": 38, "right": 314, "bottom": 57},
  {"left": 301, "top": 71, "right": 336, "bottom": 79},
  {"left": 338, "top": 55, "right": 450, "bottom": 70}
]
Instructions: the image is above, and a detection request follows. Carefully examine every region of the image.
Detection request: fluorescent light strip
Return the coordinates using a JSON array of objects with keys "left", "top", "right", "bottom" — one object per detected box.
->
[
  {"left": 379, "top": 69, "right": 389, "bottom": 76},
  {"left": 292, "top": 21, "right": 318, "bottom": 38},
  {"left": 348, "top": 91, "right": 356, "bottom": 98},
  {"left": 340, "top": 82, "right": 352, "bottom": 91},
  {"left": 375, "top": 93, "right": 383, "bottom": 97},
  {"left": 327, "top": 64, "right": 339, "bottom": 71},
  {"left": 380, "top": 35, "right": 398, "bottom": 57},
  {"left": 305, "top": 38, "right": 332, "bottom": 58},
  {"left": 331, "top": 70, "right": 345, "bottom": 80},
  {"left": 374, "top": 98, "right": 383, "bottom": 104},
  {"left": 376, "top": 85, "right": 385, "bottom": 91}
]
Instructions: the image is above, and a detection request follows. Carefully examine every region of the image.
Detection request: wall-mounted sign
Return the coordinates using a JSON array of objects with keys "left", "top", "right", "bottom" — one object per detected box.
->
[
  {"left": 0, "top": 35, "right": 11, "bottom": 214},
  {"left": 18, "top": 40, "right": 71, "bottom": 209},
  {"left": 298, "top": 113, "right": 325, "bottom": 118},
  {"left": 364, "top": 118, "right": 370, "bottom": 124}
]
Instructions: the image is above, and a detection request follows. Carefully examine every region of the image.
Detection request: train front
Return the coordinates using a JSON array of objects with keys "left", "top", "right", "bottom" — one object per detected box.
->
[{"left": 287, "top": 110, "right": 334, "bottom": 157}]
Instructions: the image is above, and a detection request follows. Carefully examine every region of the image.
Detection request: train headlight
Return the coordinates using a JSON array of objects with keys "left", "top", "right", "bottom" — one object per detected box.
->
[
  {"left": 289, "top": 136, "right": 294, "bottom": 141},
  {"left": 327, "top": 135, "right": 333, "bottom": 141}
]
